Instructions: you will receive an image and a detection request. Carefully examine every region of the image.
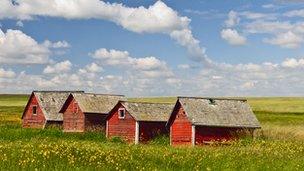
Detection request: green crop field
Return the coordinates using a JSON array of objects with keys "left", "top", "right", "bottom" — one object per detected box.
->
[{"left": 0, "top": 95, "right": 304, "bottom": 170}]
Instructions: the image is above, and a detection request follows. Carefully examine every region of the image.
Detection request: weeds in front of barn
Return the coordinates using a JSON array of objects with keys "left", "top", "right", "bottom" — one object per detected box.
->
[{"left": 0, "top": 95, "right": 304, "bottom": 170}]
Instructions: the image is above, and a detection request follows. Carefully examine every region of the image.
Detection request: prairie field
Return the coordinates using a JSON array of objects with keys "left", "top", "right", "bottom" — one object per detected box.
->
[{"left": 0, "top": 95, "right": 304, "bottom": 170}]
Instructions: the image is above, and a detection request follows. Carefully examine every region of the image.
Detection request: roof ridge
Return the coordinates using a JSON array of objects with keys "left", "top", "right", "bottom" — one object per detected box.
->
[
  {"left": 177, "top": 96, "right": 247, "bottom": 101},
  {"left": 120, "top": 100, "right": 173, "bottom": 105},
  {"left": 34, "top": 90, "right": 84, "bottom": 93},
  {"left": 73, "top": 92, "right": 124, "bottom": 96}
]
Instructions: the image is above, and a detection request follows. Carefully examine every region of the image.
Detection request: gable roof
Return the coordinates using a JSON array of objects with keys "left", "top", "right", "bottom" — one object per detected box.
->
[
  {"left": 63, "top": 93, "right": 125, "bottom": 114},
  {"left": 22, "top": 91, "right": 84, "bottom": 121},
  {"left": 120, "top": 101, "right": 174, "bottom": 122},
  {"left": 173, "top": 97, "right": 260, "bottom": 128}
]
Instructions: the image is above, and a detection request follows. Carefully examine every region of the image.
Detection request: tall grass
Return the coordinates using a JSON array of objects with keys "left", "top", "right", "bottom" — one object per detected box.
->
[
  {"left": 0, "top": 138, "right": 303, "bottom": 170},
  {"left": 0, "top": 95, "right": 304, "bottom": 170}
]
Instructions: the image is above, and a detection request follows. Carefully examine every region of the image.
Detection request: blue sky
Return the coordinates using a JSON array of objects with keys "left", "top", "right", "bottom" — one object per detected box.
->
[{"left": 1, "top": 0, "right": 304, "bottom": 96}]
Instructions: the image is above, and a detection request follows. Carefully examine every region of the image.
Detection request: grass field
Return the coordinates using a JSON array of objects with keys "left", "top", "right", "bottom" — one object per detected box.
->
[{"left": 0, "top": 95, "right": 304, "bottom": 170}]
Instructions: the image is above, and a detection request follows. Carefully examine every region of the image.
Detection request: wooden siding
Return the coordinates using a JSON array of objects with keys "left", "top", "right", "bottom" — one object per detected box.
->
[
  {"left": 22, "top": 94, "right": 46, "bottom": 128},
  {"left": 139, "top": 121, "right": 168, "bottom": 142},
  {"left": 107, "top": 104, "right": 136, "bottom": 143},
  {"left": 63, "top": 97, "right": 85, "bottom": 132},
  {"left": 170, "top": 103, "right": 192, "bottom": 145}
]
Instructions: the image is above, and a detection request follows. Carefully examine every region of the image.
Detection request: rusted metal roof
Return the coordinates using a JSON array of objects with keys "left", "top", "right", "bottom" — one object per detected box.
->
[
  {"left": 177, "top": 97, "right": 261, "bottom": 128},
  {"left": 121, "top": 101, "right": 174, "bottom": 122},
  {"left": 72, "top": 93, "right": 125, "bottom": 114},
  {"left": 34, "top": 91, "right": 84, "bottom": 121}
]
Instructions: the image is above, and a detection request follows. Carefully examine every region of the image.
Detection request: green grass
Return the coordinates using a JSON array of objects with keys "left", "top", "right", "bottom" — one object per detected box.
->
[
  {"left": 0, "top": 95, "right": 304, "bottom": 170},
  {"left": 0, "top": 94, "right": 29, "bottom": 106}
]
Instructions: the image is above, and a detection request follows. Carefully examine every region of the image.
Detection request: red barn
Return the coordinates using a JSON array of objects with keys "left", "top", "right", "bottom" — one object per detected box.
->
[
  {"left": 167, "top": 97, "right": 261, "bottom": 146},
  {"left": 106, "top": 101, "right": 174, "bottom": 144},
  {"left": 22, "top": 91, "right": 83, "bottom": 129},
  {"left": 60, "top": 93, "right": 125, "bottom": 132}
]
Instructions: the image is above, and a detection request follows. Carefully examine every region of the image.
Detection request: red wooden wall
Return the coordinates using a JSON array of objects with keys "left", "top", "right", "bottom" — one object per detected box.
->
[
  {"left": 22, "top": 94, "right": 46, "bottom": 128},
  {"left": 170, "top": 103, "right": 192, "bottom": 145},
  {"left": 139, "top": 121, "right": 168, "bottom": 142},
  {"left": 107, "top": 104, "right": 136, "bottom": 143},
  {"left": 63, "top": 98, "right": 85, "bottom": 132}
]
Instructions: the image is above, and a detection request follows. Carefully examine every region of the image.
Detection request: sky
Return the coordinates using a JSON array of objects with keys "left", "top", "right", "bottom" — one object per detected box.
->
[{"left": 1, "top": 0, "right": 304, "bottom": 97}]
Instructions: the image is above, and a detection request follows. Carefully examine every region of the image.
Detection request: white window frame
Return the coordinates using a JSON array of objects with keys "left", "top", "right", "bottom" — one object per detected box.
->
[
  {"left": 32, "top": 105, "right": 38, "bottom": 115},
  {"left": 118, "top": 108, "right": 125, "bottom": 119}
]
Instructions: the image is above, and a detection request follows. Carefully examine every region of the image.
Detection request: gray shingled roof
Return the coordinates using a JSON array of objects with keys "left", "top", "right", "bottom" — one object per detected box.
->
[
  {"left": 178, "top": 97, "right": 261, "bottom": 128},
  {"left": 72, "top": 93, "right": 125, "bottom": 114},
  {"left": 121, "top": 101, "right": 174, "bottom": 122},
  {"left": 34, "top": 91, "right": 83, "bottom": 121}
]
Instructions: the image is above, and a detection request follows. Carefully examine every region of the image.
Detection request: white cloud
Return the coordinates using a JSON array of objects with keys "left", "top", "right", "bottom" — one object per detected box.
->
[
  {"left": 91, "top": 48, "right": 173, "bottom": 78},
  {"left": 177, "top": 64, "right": 190, "bottom": 69},
  {"left": 0, "top": 68, "right": 15, "bottom": 78},
  {"left": 0, "top": 29, "right": 50, "bottom": 64},
  {"left": 3, "top": 55, "right": 304, "bottom": 96},
  {"left": 16, "top": 20, "right": 23, "bottom": 27},
  {"left": 264, "top": 31, "right": 303, "bottom": 48},
  {"left": 90, "top": 48, "right": 130, "bottom": 65},
  {"left": 0, "top": 1, "right": 189, "bottom": 33},
  {"left": 170, "top": 29, "right": 208, "bottom": 63},
  {"left": 284, "top": 9, "right": 304, "bottom": 17},
  {"left": 0, "top": 0, "right": 209, "bottom": 64},
  {"left": 85, "top": 63, "right": 103, "bottom": 73},
  {"left": 240, "top": 11, "right": 277, "bottom": 20},
  {"left": 262, "top": 4, "right": 275, "bottom": 9},
  {"left": 221, "top": 29, "right": 247, "bottom": 45},
  {"left": 245, "top": 20, "right": 293, "bottom": 34},
  {"left": 78, "top": 63, "right": 103, "bottom": 79},
  {"left": 281, "top": 58, "right": 304, "bottom": 68},
  {"left": 225, "top": 10, "right": 239, "bottom": 27},
  {"left": 43, "top": 60, "right": 72, "bottom": 74},
  {"left": 43, "top": 40, "right": 70, "bottom": 48}
]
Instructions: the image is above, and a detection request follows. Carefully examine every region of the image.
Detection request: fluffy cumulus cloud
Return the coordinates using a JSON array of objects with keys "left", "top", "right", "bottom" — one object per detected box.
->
[
  {"left": 223, "top": 9, "right": 304, "bottom": 49},
  {"left": 0, "top": 29, "right": 50, "bottom": 64},
  {"left": 225, "top": 10, "right": 239, "bottom": 27},
  {"left": 0, "top": 48, "right": 182, "bottom": 96},
  {"left": 43, "top": 40, "right": 70, "bottom": 49},
  {"left": 264, "top": 31, "right": 303, "bottom": 48},
  {"left": 0, "top": 0, "right": 209, "bottom": 64},
  {"left": 84, "top": 63, "right": 103, "bottom": 73},
  {"left": 221, "top": 29, "right": 246, "bottom": 45},
  {"left": 43, "top": 60, "right": 72, "bottom": 74},
  {"left": 3, "top": 55, "right": 304, "bottom": 96},
  {"left": 3, "top": 1, "right": 304, "bottom": 96},
  {"left": 244, "top": 20, "right": 304, "bottom": 48},
  {"left": 281, "top": 58, "right": 304, "bottom": 68},
  {"left": 91, "top": 48, "right": 174, "bottom": 78}
]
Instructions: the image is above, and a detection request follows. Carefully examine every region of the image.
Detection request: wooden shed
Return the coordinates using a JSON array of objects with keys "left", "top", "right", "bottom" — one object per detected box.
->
[
  {"left": 106, "top": 101, "right": 174, "bottom": 144},
  {"left": 22, "top": 91, "right": 83, "bottom": 129},
  {"left": 167, "top": 97, "right": 261, "bottom": 146},
  {"left": 60, "top": 93, "right": 125, "bottom": 132}
]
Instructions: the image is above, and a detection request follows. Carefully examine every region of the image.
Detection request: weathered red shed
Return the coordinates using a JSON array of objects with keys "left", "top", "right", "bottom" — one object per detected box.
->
[
  {"left": 167, "top": 97, "right": 261, "bottom": 146},
  {"left": 22, "top": 91, "right": 83, "bottom": 129},
  {"left": 106, "top": 101, "right": 174, "bottom": 144},
  {"left": 60, "top": 93, "right": 124, "bottom": 132}
]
